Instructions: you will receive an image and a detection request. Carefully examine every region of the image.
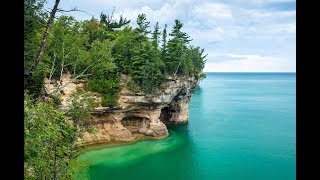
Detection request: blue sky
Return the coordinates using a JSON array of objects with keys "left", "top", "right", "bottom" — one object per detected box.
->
[{"left": 45, "top": 0, "right": 296, "bottom": 72}]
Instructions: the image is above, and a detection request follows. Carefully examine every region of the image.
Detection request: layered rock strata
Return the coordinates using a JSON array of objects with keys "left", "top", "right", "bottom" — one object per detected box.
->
[{"left": 45, "top": 73, "right": 199, "bottom": 145}]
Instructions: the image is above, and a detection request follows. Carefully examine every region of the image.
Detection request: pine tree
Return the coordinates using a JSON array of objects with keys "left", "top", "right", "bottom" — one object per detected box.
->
[
  {"left": 136, "top": 13, "right": 151, "bottom": 35},
  {"left": 151, "top": 22, "right": 160, "bottom": 49},
  {"left": 100, "top": 12, "right": 130, "bottom": 31},
  {"left": 166, "top": 20, "right": 192, "bottom": 76},
  {"left": 169, "top": 20, "right": 192, "bottom": 48},
  {"left": 161, "top": 24, "right": 167, "bottom": 57}
]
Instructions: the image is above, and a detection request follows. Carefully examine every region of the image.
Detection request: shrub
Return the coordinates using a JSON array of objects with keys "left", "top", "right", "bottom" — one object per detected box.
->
[
  {"left": 199, "top": 73, "right": 206, "bottom": 80},
  {"left": 127, "top": 78, "right": 141, "bottom": 93},
  {"left": 101, "top": 93, "right": 118, "bottom": 107},
  {"left": 24, "top": 91, "right": 78, "bottom": 179},
  {"left": 66, "top": 88, "right": 95, "bottom": 125},
  {"left": 87, "top": 78, "right": 117, "bottom": 93}
]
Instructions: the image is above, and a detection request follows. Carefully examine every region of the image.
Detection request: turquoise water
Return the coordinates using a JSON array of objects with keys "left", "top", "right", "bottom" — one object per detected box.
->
[{"left": 76, "top": 72, "right": 296, "bottom": 180}]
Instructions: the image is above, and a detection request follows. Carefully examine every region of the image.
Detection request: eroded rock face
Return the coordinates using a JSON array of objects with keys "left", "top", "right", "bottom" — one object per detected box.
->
[{"left": 47, "top": 74, "right": 199, "bottom": 145}]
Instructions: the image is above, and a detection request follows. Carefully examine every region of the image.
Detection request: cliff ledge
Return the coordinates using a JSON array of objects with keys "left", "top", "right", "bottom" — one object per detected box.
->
[{"left": 45, "top": 73, "right": 199, "bottom": 145}]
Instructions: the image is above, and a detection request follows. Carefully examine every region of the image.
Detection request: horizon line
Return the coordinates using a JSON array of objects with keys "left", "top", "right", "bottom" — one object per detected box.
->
[{"left": 203, "top": 71, "right": 296, "bottom": 73}]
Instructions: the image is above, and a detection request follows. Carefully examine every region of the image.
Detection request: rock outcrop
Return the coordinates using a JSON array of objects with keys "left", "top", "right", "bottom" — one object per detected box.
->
[{"left": 45, "top": 73, "right": 199, "bottom": 145}]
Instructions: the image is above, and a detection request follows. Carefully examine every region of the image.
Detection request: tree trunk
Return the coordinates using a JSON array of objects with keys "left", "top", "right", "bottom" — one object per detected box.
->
[{"left": 33, "top": 0, "right": 60, "bottom": 71}]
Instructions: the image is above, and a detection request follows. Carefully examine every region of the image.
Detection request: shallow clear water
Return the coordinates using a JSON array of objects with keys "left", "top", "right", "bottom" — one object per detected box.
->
[{"left": 75, "top": 72, "right": 296, "bottom": 180}]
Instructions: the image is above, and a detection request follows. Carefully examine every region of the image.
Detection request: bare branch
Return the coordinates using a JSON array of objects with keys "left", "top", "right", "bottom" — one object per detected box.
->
[
  {"left": 49, "top": 52, "right": 57, "bottom": 81},
  {"left": 47, "top": 50, "right": 107, "bottom": 95},
  {"left": 173, "top": 61, "right": 182, "bottom": 78},
  {"left": 55, "top": 7, "right": 94, "bottom": 17},
  {"left": 63, "top": 63, "right": 72, "bottom": 67},
  {"left": 59, "top": 43, "right": 65, "bottom": 82},
  {"left": 34, "top": 0, "right": 61, "bottom": 71},
  {"left": 64, "top": 52, "right": 71, "bottom": 59},
  {"left": 48, "top": 65, "right": 93, "bottom": 95},
  {"left": 109, "top": 7, "right": 116, "bottom": 22},
  {"left": 73, "top": 50, "right": 80, "bottom": 77}
]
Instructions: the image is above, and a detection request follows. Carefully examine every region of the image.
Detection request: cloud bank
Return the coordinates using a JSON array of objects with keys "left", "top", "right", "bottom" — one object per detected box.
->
[{"left": 45, "top": 0, "right": 296, "bottom": 72}]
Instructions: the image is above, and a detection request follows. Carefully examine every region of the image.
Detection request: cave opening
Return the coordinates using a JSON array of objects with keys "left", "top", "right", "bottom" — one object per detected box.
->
[
  {"left": 121, "top": 116, "right": 144, "bottom": 134},
  {"left": 159, "top": 107, "right": 177, "bottom": 124}
]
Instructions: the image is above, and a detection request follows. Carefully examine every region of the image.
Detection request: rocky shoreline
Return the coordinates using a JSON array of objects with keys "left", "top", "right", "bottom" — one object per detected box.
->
[{"left": 45, "top": 73, "right": 199, "bottom": 146}]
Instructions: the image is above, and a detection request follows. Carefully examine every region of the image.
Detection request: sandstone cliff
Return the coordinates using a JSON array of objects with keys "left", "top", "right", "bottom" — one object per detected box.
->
[{"left": 45, "top": 73, "right": 199, "bottom": 145}]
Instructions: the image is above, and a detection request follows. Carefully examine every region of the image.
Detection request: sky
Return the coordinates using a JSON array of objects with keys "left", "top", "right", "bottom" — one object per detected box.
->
[{"left": 45, "top": 0, "right": 296, "bottom": 72}]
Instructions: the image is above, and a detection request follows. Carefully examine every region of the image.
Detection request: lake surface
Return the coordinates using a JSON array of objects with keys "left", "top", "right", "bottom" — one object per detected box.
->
[{"left": 75, "top": 72, "right": 296, "bottom": 180}]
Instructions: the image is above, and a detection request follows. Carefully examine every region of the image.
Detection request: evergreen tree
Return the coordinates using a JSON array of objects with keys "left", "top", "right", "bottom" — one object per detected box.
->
[
  {"left": 100, "top": 12, "right": 130, "bottom": 31},
  {"left": 161, "top": 24, "right": 168, "bottom": 55},
  {"left": 169, "top": 20, "right": 192, "bottom": 48},
  {"left": 24, "top": 0, "right": 47, "bottom": 68},
  {"left": 166, "top": 20, "right": 192, "bottom": 76},
  {"left": 151, "top": 22, "right": 161, "bottom": 49},
  {"left": 136, "top": 13, "right": 151, "bottom": 35},
  {"left": 161, "top": 24, "right": 169, "bottom": 74}
]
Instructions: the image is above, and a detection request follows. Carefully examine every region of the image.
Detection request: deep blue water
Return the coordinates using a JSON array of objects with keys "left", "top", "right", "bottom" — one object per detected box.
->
[{"left": 77, "top": 72, "right": 296, "bottom": 180}]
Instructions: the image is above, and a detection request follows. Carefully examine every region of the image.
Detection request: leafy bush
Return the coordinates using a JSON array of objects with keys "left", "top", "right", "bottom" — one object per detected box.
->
[
  {"left": 199, "top": 73, "right": 207, "bottom": 80},
  {"left": 87, "top": 77, "right": 119, "bottom": 94},
  {"left": 28, "top": 62, "right": 48, "bottom": 98},
  {"left": 101, "top": 93, "right": 118, "bottom": 107},
  {"left": 127, "top": 77, "right": 141, "bottom": 93},
  {"left": 24, "top": 92, "right": 78, "bottom": 179},
  {"left": 66, "top": 88, "right": 95, "bottom": 125}
]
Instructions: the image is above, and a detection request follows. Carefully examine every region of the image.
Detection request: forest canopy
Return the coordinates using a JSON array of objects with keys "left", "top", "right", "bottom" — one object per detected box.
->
[{"left": 25, "top": 1, "right": 207, "bottom": 98}]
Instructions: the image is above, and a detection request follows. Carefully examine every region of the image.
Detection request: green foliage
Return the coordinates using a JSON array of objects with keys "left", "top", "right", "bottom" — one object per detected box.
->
[
  {"left": 45, "top": 16, "right": 116, "bottom": 80},
  {"left": 24, "top": 0, "right": 47, "bottom": 71},
  {"left": 127, "top": 77, "right": 141, "bottom": 93},
  {"left": 136, "top": 13, "right": 151, "bottom": 35},
  {"left": 101, "top": 93, "right": 118, "bottom": 107},
  {"left": 86, "top": 127, "right": 96, "bottom": 134},
  {"left": 25, "top": 4, "right": 206, "bottom": 97},
  {"left": 51, "top": 93, "right": 62, "bottom": 106},
  {"left": 81, "top": 18, "right": 111, "bottom": 44},
  {"left": 112, "top": 26, "right": 139, "bottom": 73},
  {"left": 66, "top": 88, "right": 95, "bottom": 125},
  {"left": 100, "top": 12, "right": 130, "bottom": 32},
  {"left": 88, "top": 40, "right": 117, "bottom": 74},
  {"left": 28, "top": 62, "right": 48, "bottom": 98},
  {"left": 164, "top": 20, "right": 206, "bottom": 77},
  {"left": 199, "top": 73, "right": 207, "bottom": 80},
  {"left": 45, "top": 16, "right": 89, "bottom": 79},
  {"left": 24, "top": 92, "right": 79, "bottom": 179},
  {"left": 151, "top": 22, "right": 161, "bottom": 49},
  {"left": 87, "top": 77, "right": 118, "bottom": 94},
  {"left": 161, "top": 24, "right": 168, "bottom": 56}
]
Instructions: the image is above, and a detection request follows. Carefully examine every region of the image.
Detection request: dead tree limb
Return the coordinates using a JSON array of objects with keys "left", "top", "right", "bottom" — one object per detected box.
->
[
  {"left": 173, "top": 61, "right": 182, "bottom": 78},
  {"left": 48, "top": 64, "right": 93, "bottom": 95},
  {"left": 34, "top": 0, "right": 61, "bottom": 71},
  {"left": 47, "top": 51, "right": 107, "bottom": 95},
  {"left": 49, "top": 52, "right": 56, "bottom": 81}
]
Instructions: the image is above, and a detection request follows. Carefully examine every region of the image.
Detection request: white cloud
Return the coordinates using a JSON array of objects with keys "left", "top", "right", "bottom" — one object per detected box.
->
[
  {"left": 46, "top": 0, "right": 296, "bottom": 72},
  {"left": 246, "top": 10, "right": 295, "bottom": 18},
  {"left": 193, "top": 3, "right": 233, "bottom": 20},
  {"left": 203, "top": 54, "right": 295, "bottom": 72},
  {"left": 184, "top": 26, "right": 243, "bottom": 47},
  {"left": 265, "top": 23, "right": 296, "bottom": 34},
  {"left": 113, "top": 3, "right": 180, "bottom": 26},
  {"left": 77, "top": 0, "right": 165, "bottom": 9},
  {"left": 246, "top": 0, "right": 296, "bottom": 4}
]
